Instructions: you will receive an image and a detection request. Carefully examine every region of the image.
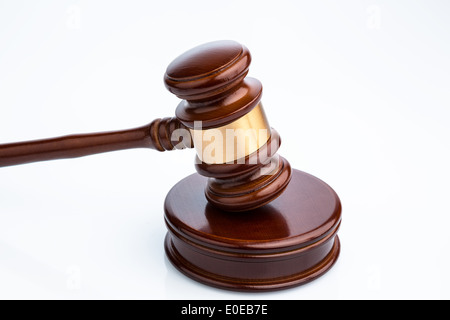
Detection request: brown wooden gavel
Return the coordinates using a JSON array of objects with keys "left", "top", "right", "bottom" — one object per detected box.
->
[
  {"left": 0, "top": 40, "right": 342, "bottom": 291},
  {"left": 0, "top": 40, "right": 292, "bottom": 212}
]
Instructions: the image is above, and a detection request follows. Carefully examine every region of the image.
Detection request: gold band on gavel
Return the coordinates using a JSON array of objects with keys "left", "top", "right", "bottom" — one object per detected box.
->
[{"left": 190, "top": 104, "right": 271, "bottom": 164}]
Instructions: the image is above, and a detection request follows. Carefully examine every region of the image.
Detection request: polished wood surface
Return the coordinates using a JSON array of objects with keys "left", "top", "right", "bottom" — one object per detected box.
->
[
  {"left": 165, "top": 40, "right": 250, "bottom": 101},
  {"left": 164, "top": 40, "right": 260, "bottom": 129},
  {"left": 0, "top": 117, "right": 192, "bottom": 167},
  {"left": 205, "top": 156, "right": 292, "bottom": 212},
  {"left": 164, "top": 169, "right": 342, "bottom": 291}
]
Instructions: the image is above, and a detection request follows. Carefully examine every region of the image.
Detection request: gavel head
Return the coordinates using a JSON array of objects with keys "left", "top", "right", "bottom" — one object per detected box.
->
[{"left": 164, "top": 40, "right": 292, "bottom": 212}]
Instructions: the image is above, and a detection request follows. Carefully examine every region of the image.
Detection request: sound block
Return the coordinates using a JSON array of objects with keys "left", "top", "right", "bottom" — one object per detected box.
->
[{"left": 164, "top": 169, "right": 342, "bottom": 291}]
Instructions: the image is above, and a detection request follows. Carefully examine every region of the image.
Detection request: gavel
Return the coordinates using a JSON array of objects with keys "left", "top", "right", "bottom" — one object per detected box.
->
[
  {"left": 0, "top": 40, "right": 341, "bottom": 291},
  {"left": 0, "top": 40, "right": 290, "bottom": 212}
]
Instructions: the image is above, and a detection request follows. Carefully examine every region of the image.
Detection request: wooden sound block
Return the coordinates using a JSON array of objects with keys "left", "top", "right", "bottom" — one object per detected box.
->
[{"left": 164, "top": 169, "right": 342, "bottom": 292}]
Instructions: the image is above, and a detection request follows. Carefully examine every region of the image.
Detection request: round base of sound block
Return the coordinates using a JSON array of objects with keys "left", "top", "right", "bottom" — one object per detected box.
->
[{"left": 164, "top": 169, "right": 342, "bottom": 292}]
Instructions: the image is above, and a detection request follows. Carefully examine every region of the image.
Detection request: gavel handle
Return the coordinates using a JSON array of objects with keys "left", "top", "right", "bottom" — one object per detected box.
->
[{"left": 0, "top": 117, "right": 192, "bottom": 168}]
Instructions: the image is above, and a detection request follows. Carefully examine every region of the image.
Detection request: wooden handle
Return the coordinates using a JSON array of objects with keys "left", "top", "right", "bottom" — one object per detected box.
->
[{"left": 0, "top": 117, "right": 192, "bottom": 168}]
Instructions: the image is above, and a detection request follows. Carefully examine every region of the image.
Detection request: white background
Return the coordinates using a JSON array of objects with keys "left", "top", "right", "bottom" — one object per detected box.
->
[{"left": 0, "top": 0, "right": 449, "bottom": 300}]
